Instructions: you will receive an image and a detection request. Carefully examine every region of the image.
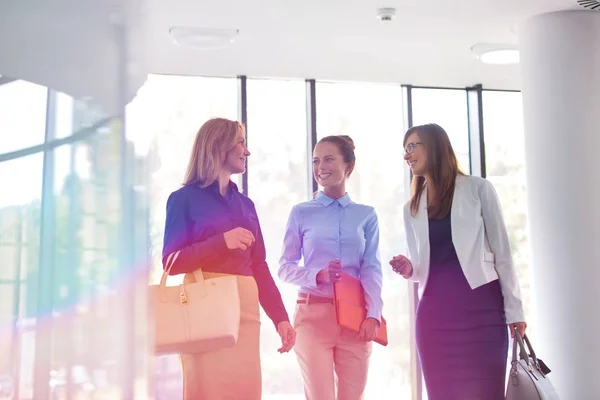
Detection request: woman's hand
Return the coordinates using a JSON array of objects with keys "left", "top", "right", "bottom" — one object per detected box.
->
[
  {"left": 509, "top": 321, "right": 527, "bottom": 338},
  {"left": 358, "top": 318, "right": 378, "bottom": 342},
  {"left": 389, "top": 255, "right": 413, "bottom": 279},
  {"left": 316, "top": 259, "right": 343, "bottom": 284},
  {"left": 276, "top": 321, "right": 296, "bottom": 353},
  {"left": 223, "top": 227, "right": 255, "bottom": 250}
]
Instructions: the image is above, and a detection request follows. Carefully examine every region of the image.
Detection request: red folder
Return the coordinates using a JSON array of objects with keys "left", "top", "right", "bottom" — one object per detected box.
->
[{"left": 333, "top": 272, "right": 388, "bottom": 346}]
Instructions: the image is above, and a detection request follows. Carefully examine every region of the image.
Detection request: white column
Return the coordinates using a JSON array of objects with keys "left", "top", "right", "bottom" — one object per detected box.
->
[{"left": 518, "top": 10, "right": 600, "bottom": 398}]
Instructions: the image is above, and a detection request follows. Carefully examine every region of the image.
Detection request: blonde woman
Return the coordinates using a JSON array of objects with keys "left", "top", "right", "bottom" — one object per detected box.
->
[{"left": 161, "top": 118, "right": 295, "bottom": 399}]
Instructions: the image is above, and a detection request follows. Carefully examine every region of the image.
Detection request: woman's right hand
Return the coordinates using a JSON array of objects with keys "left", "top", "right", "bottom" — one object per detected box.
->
[
  {"left": 390, "top": 255, "right": 413, "bottom": 279},
  {"left": 316, "top": 259, "right": 343, "bottom": 284},
  {"left": 223, "top": 227, "right": 255, "bottom": 250}
]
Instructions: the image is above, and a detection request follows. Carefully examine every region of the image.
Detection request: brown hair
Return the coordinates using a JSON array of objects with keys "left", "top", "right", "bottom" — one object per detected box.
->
[
  {"left": 316, "top": 135, "right": 356, "bottom": 176},
  {"left": 183, "top": 118, "right": 245, "bottom": 187},
  {"left": 404, "top": 123, "right": 464, "bottom": 219}
]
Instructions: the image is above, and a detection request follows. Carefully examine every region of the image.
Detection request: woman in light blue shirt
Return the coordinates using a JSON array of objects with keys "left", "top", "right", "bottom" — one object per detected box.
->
[{"left": 278, "top": 135, "right": 383, "bottom": 400}]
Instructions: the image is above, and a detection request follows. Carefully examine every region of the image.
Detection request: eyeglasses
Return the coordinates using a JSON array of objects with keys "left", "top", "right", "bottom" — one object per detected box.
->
[{"left": 404, "top": 142, "right": 423, "bottom": 154}]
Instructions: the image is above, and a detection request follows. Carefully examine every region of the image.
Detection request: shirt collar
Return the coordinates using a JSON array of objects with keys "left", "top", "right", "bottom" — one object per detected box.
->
[
  {"left": 315, "top": 191, "right": 352, "bottom": 208},
  {"left": 206, "top": 179, "right": 239, "bottom": 194}
]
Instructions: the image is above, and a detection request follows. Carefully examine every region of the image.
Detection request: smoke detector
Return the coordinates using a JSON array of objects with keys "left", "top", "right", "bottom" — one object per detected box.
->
[
  {"left": 576, "top": 0, "right": 600, "bottom": 10},
  {"left": 376, "top": 7, "right": 396, "bottom": 22}
]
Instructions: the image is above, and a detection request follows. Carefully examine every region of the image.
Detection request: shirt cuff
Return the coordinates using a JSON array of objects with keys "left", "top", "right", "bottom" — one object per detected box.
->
[
  {"left": 366, "top": 310, "right": 382, "bottom": 326},
  {"left": 307, "top": 268, "right": 320, "bottom": 289}
]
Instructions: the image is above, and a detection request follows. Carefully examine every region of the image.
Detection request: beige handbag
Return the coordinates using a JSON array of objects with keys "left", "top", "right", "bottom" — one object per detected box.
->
[
  {"left": 150, "top": 251, "right": 241, "bottom": 355},
  {"left": 505, "top": 329, "right": 560, "bottom": 400}
]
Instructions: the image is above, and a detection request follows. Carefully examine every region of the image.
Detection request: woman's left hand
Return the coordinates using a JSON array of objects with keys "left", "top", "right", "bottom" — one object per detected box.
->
[
  {"left": 358, "top": 318, "right": 378, "bottom": 342},
  {"left": 509, "top": 321, "right": 527, "bottom": 338},
  {"left": 277, "top": 321, "right": 296, "bottom": 353}
]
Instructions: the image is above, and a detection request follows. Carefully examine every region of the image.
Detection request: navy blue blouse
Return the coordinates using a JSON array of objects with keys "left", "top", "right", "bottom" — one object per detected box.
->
[{"left": 161, "top": 180, "right": 289, "bottom": 327}]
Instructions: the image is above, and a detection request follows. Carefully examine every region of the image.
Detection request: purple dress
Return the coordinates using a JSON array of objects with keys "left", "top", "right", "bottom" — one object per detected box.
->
[{"left": 416, "top": 212, "right": 508, "bottom": 400}]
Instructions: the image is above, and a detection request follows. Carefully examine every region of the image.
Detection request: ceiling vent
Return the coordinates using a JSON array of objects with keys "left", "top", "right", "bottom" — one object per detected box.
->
[{"left": 576, "top": 0, "right": 600, "bottom": 10}]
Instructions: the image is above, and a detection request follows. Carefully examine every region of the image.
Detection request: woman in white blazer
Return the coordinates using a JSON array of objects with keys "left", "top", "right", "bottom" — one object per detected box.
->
[{"left": 390, "top": 123, "right": 526, "bottom": 400}]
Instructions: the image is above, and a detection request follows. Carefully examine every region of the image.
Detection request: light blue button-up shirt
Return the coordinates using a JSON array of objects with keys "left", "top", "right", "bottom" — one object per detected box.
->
[{"left": 278, "top": 192, "right": 383, "bottom": 322}]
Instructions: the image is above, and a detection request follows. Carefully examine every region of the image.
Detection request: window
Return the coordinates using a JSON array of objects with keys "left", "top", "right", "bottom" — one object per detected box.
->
[
  {"left": 0, "top": 79, "right": 153, "bottom": 398},
  {"left": 128, "top": 74, "right": 239, "bottom": 284},
  {"left": 482, "top": 90, "right": 532, "bottom": 324},
  {"left": 44, "top": 95, "right": 150, "bottom": 399},
  {"left": 0, "top": 153, "right": 43, "bottom": 398},
  {"left": 316, "top": 81, "right": 412, "bottom": 398},
  {"left": 127, "top": 74, "right": 239, "bottom": 399},
  {"left": 0, "top": 80, "right": 47, "bottom": 153},
  {"left": 47, "top": 134, "right": 126, "bottom": 399},
  {"left": 411, "top": 88, "right": 471, "bottom": 173},
  {"left": 246, "top": 78, "right": 309, "bottom": 397}
]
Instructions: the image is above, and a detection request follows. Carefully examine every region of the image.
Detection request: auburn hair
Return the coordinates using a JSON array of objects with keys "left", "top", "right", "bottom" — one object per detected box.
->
[{"left": 404, "top": 123, "right": 465, "bottom": 219}]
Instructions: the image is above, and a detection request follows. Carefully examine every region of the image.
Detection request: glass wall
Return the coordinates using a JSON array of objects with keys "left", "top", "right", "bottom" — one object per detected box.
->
[
  {"left": 1, "top": 74, "right": 532, "bottom": 400},
  {"left": 411, "top": 88, "right": 471, "bottom": 173},
  {"left": 126, "top": 74, "right": 240, "bottom": 399},
  {"left": 316, "top": 81, "right": 412, "bottom": 398},
  {"left": 245, "top": 78, "right": 309, "bottom": 397},
  {"left": 482, "top": 90, "right": 532, "bottom": 325},
  {"left": 0, "top": 80, "right": 47, "bottom": 153},
  {"left": 0, "top": 152, "right": 43, "bottom": 399},
  {"left": 0, "top": 80, "right": 151, "bottom": 399}
]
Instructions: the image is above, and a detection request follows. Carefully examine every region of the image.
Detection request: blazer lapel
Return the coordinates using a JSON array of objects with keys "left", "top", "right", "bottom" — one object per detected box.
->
[
  {"left": 414, "top": 185, "right": 430, "bottom": 264},
  {"left": 451, "top": 175, "right": 466, "bottom": 252}
]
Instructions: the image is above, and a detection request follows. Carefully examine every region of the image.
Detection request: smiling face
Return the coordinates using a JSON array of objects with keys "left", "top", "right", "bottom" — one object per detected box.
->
[
  {"left": 222, "top": 128, "right": 250, "bottom": 175},
  {"left": 313, "top": 141, "right": 351, "bottom": 189},
  {"left": 403, "top": 132, "right": 428, "bottom": 176}
]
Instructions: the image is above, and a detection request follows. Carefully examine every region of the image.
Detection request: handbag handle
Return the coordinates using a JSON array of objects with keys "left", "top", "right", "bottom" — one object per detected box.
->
[
  {"left": 512, "top": 328, "right": 540, "bottom": 369},
  {"left": 158, "top": 251, "right": 206, "bottom": 301}
]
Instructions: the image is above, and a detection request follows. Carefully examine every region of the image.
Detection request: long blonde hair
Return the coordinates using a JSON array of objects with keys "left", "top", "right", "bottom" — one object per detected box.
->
[{"left": 183, "top": 118, "right": 244, "bottom": 187}]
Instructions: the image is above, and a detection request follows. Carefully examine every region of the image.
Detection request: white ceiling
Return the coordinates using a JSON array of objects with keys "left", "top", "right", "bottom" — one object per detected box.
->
[
  {"left": 144, "top": 0, "right": 578, "bottom": 90},
  {"left": 0, "top": 0, "right": 583, "bottom": 114}
]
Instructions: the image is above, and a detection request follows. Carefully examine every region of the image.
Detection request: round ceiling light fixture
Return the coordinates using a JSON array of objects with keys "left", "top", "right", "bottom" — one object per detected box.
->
[
  {"left": 471, "top": 43, "right": 520, "bottom": 65},
  {"left": 169, "top": 27, "right": 239, "bottom": 50}
]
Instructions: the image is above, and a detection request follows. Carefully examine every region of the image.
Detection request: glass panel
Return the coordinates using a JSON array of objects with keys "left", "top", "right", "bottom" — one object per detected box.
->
[
  {"left": 482, "top": 91, "right": 532, "bottom": 325},
  {"left": 0, "top": 80, "right": 47, "bottom": 154},
  {"left": 54, "top": 92, "right": 109, "bottom": 140},
  {"left": 128, "top": 74, "right": 239, "bottom": 282},
  {"left": 411, "top": 88, "right": 471, "bottom": 173},
  {"left": 46, "top": 122, "right": 120, "bottom": 399},
  {"left": 40, "top": 111, "right": 152, "bottom": 399},
  {"left": 246, "top": 78, "right": 308, "bottom": 397},
  {"left": 0, "top": 153, "right": 43, "bottom": 399},
  {"left": 316, "top": 81, "right": 412, "bottom": 398},
  {"left": 127, "top": 74, "right": 239, "bottom": 398}
]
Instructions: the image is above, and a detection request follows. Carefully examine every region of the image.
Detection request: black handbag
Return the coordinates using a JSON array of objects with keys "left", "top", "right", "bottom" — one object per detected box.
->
[{"left": 505, "top": 329, "right": 560, "bottom": 400}]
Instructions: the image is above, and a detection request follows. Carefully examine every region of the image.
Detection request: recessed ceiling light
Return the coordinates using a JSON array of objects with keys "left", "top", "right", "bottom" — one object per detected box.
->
[
  {"left": 471, "top": 43, "right": 520, "bottom": 65},
  {"left": 169, "top": 27, "right": 239, "bottom": 50}
]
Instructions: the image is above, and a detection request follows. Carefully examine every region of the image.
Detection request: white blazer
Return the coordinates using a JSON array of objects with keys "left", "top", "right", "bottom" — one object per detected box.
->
[{"left": 404, "top": 175, "right": 525, "bottom": 324}]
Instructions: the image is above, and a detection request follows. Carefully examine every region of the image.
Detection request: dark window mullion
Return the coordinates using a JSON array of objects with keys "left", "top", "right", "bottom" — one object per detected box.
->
[
  {"left": 402, "top": 84, "right": 423, "bottom": 400},
  {"left": 238, "top": 76, "right": 248, "bottom": 196},
  {"left": 306, "top": 79, "right": 317, "bottom": 198},
  {"left": 466, "top": 84, "right": 486, "bottom": 178}
]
